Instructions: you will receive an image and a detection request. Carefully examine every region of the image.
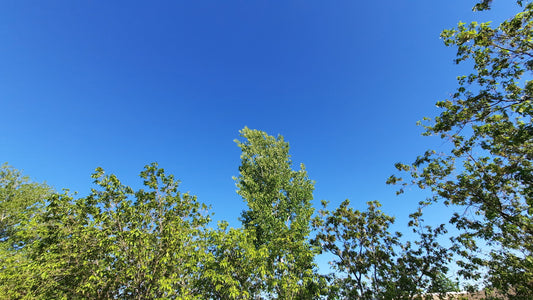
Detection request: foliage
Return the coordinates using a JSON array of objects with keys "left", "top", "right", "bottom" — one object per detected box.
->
[
  {"left": 1, "top": 122, "right": 466, "bottom": 299},
  {"left": 2, "top": 127, "right": 324, "bottom": 299},
  {"left": 0, "top": 163, "right": 51, "bottom": 299},
  {"left": 392, "top": 210, "right": 454, "bottom": 299},
  {"left": 0, "top": 163, "right": 50, "bottom": 244},
  {"left": 313, "top": 200, "right": 452, "bottom": 300},
  {"left": 14, "top": 163, "right": 211, "bottom": 299},
  {"left": 234, "top": 127, "right": 318, "bottom": 299},
  {"left": 313, "top": 200, "right": 400, "bottom": 299},
  {"left": 388, "top": 1, "right": 533, "bottom": 298},
  {"left": 201, "top": 221, "right": 269, "bottom": 299},
  {"left": 427, "top": 273, "right": 460, "bottom": 294}
]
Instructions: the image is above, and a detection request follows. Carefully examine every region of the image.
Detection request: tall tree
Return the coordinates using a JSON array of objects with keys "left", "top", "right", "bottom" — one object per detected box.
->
[
  {"left": 235, "top": 127, "right": 318, "bottom": 299},
  {"left": 389, "top": 1, "right": 533, "bottom": 298}
]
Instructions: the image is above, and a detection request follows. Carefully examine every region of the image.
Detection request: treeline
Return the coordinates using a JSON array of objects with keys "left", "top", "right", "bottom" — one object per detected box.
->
[
  {"left": 1, "top": 1, "right": 532, "bottom": 299},
  {"left": 0, "top": 130, "right": 457, "bottom": 299}
]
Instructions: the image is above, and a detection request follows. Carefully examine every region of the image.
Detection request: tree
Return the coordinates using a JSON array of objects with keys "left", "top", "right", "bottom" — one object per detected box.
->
[
  {"left": 0, "top": 163, "right": 50, "bottom": 244},
  {"left": 313, "top": 200, "right": 401, "bottom": 299},
  {"left": 391, "top": 210, "right": 454, "bottom": 300},
  {"left": 313, "top": 201, "right": 452, "bottom": 300},
  {"left": 388, "top": 1, "right": 533, "bottom": 298},
  {"left": 0, "top": 163, "right": 51, "bottom": 299},
  {"left": 234, "top": 127, "right": 318, "bottom": 299},
  {"left": 21, "top": 163, "right": 211, "bottom": 299}
]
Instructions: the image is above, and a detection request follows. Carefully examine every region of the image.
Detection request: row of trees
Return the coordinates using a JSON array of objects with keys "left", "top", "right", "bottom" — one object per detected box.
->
[
  {"left": 1, "top": 0, "right": 531, "bottom": 299},
  {"left": 0, "top": 129, "right": 457, "bottom": 299}
]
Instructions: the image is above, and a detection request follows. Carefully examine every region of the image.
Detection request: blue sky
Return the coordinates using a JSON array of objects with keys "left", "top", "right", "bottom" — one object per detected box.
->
[{"left": 0, "top": 0, "right": 519, "bottom": 252}]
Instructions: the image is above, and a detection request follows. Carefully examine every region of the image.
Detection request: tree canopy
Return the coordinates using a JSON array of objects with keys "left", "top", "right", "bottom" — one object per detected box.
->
[{"left": 2, "top": 1, "right": 532, "bottom": 299}]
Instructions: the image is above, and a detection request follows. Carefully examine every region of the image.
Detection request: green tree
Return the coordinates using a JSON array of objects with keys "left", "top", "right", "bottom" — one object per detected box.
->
[
  {"left": 0, "top": 163, "right": 51, "bottom": 299},
  {"left": 234, "top": 127, "right": 318, "bottom": 299},
  {"left": 391, "top": 210, "right": 454, "bottom": 300},
  {"left": 23, "top": 163, "right": 211, "bottom": 299},
  {"left": 0, "top": 163, "right": 50, "bottom": 244},
  {"left": 313, "top": 200, "right": 401, "bottom": 299},
  {"left": 389, "top": 1, "right": 533, "bottom": 298},
  {"left": 313, "top": 201, "right": 452, "bottom": 299}
]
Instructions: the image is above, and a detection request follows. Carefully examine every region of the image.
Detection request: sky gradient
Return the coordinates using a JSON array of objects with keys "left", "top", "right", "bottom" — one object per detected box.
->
[{"left": 0, "top": 0, "right": 520, "bottom": 257}]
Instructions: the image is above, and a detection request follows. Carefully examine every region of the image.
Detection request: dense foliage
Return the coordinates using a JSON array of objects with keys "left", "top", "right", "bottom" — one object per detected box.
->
[
  {"left": 235, "top": 127, "right": 318, "bottom": 299},
  {"left": 2, "top": 1, "right": 531, "bottom": 299},
  {"left": 0, "top": 164, "right": 51, "bottom": 299},
  {"left": 2, "top": 163, "right": 211, "bottom": 299}
]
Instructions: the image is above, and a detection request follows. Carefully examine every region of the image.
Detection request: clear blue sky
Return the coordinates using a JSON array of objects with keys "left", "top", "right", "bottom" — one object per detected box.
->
[{"left": 0, "top": 1, "right": 518, "bottom": 243}]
